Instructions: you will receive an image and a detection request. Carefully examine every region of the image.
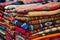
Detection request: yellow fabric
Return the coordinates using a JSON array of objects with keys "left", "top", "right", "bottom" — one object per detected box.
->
[{"left": 0, "top": 30, "right": 5, "bottom": 35}]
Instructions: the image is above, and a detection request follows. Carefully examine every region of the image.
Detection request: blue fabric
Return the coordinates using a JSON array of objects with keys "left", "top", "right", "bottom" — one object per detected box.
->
[
  {"left": 14, "top": 1, "right": 24, "bottom": 5},
  {"left": 13, "top": 20, "right": 23, "bottom": 26},
  {"left": 21, "top": 23, "right": 29, "bottom": 30},
  {"left": 15, "top": 1, "right": 19, "bottom": 5},
  {"left": 13, "top": 20, "right": 30, "bottom": 30}
]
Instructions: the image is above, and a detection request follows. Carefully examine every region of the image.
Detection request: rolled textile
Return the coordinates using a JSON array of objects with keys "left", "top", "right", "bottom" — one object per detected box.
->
[
  {"left": 0, "top": 17, "right": 4, "bottom": 21},
  {"left": 27, "top": 9, "right": 60, "bottom": 16},
  {"left": 14, "top": 13, "right": 60, "bottom": 31},
  {"left": 15, "top": 15, "right": 60, "bottom": 22},
  {"left": 5, "top": 2, "right": 60, "bottom": 13},
  {"left": 16, "top": 2, "right": 60, "bottom": 13},
  {"left": 15, "top": 26, "right": 30, "bottom": 37},
  {"left": 33, "top": 2, "right": 60, "bottom": 11}
]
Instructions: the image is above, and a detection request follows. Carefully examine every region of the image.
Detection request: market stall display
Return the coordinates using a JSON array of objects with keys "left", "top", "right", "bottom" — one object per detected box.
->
[{"left": 4, "top": 2, "right": 60, "bottom": 40}]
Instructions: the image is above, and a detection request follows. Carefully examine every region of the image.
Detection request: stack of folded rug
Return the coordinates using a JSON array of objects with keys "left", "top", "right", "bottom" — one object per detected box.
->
[{"left": 4, "top": 2, "right": 60, "bottom": 40}]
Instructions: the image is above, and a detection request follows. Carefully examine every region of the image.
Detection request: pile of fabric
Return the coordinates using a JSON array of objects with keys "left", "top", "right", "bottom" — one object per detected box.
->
[
  {"left": 0, "top": 4, "right": 6, "bottom": 40},
  {"left": 4, "top": 2, "right": 60, "bottom": 40},
  {"left": 0, "top": 2, "right": 60, "bottom": 40}
]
